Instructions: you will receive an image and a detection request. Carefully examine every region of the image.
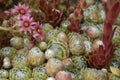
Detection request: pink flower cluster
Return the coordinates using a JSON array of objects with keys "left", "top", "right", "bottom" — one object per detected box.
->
[{"left": 9, "top": 3, "right": 44, "bottom": 41}]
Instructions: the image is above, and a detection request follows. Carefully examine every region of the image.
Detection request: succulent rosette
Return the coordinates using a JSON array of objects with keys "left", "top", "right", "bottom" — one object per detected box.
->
[
  {"left": 55, "top": 71, "right": 72, "bottom": 80},
  {"left": 23, "top": 37, "right": 33, "bottom": 49},
  {"left": 84, "top": 5, "right": 98, "bottom": 24},
  {"left": 43, "top": 23, "right": 54, "bottom": 35},
  {"left": 56, "top": 32, "right": 68, "bottom": 43},
  {"left": 0, "top": 69, "right": 9, "bottom": 78},
  {"left": 3, "top": 57, "right": 12, "bottom": 69},
  {"left": 32, "top": 64, "right": 47, "bottom": 80},
  {"left": 9, "top": 67, "right": 31, "bottom": 80},
  {"left": 83, "top": 24, "right": 103, "bottom": 37},
  {"left": 12, "top": 53, "right": 29, "bottom": 67},
  {"left": 86, "top": 26, "right": 100, "bottom": 38},
  {"left": 83, "top": 40, "right": 93, "bottom": 56},
  {"left": 45, "top": 49, "right": 56, "bottom": 60},
  {"left": 0, "top": 47, "right": 16, "bottom": 58},
  {"left": 68, "top": 32, "right": 85, "bottom": 55},
  {"left": 91, "top": 24, "right": 104, "bottom": 36},
  {"left": 27, "top": 47, "right": 45, "bottom": 66},
  {"left": 38, "top": 41, "right": 47, "bottom": 51},
  {"left": 10, "top": 36, "right": 24, "bottom": 49},
  {"left": 69, "top": 70, "right": 83, "bottom": 80},
  {"left": 58, "top": 20, "right": 70, "bottom": 33},
  {"left": 108, "top": 73, "right": 120, "bottom": 80},
  {"left": 62, "top": 58, "right": 73, "bottom": 71},
  {"left": 45, "top": 29, "right": 60, "bottom": 42},
  {"left": 71, "top": 56, "right": 87, "bottom": 72},
  {"left": 45, "top": 58, "right": 65, "bottom": 77},
  {"left": 81, "top": 68, "right": 108, "bottom": 80},
  {"left": 47, "top": 39, "right": 69, "bottom": 60},
  {"left": 109, "top": 57, "right": 120, "bottom": 77},
  {"left": 72, "top": 73, "right": 83, "bottom": 80}
]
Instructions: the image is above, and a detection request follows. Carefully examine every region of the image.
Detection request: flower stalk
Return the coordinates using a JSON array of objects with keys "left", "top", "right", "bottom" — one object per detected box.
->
[
  {"left": 68, "top": 0, "right": 86, "bottom": 33},
  {"left": 88, "top": 0, "right": 120, "bottom": 69}
]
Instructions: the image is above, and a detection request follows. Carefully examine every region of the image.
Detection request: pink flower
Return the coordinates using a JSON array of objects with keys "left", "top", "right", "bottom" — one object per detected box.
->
[
  {"left": 11, "top": 3, "right": 30, "bottom": 16},
  {"left": 33, "top": 22, "right": 44, "bottom": 41},
  {"left": 18, "top": 16, "right": 36, "bottom": 34}
]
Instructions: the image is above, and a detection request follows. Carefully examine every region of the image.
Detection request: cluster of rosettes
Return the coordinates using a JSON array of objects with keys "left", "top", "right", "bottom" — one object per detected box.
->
[
  {"left": 5, "top": 3, "right": 44, "bottom": 41},
  {"left": 0, "top": 0, "right": 120, "bottom": 80}
]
